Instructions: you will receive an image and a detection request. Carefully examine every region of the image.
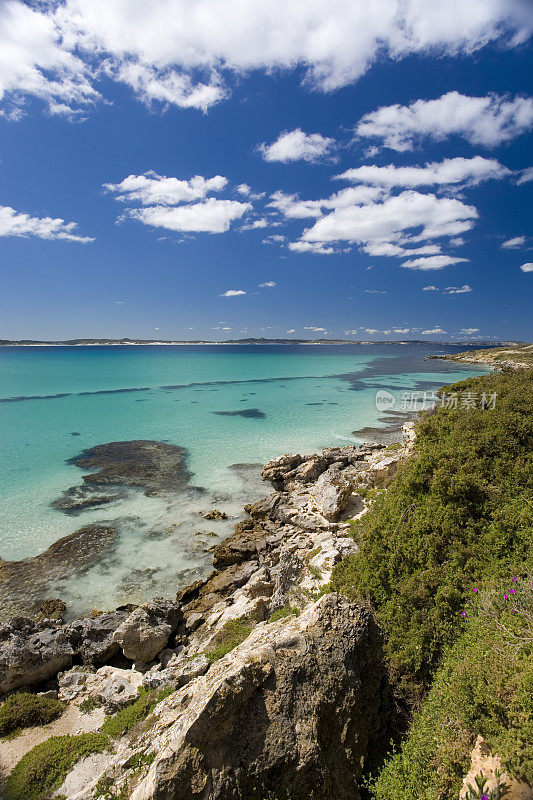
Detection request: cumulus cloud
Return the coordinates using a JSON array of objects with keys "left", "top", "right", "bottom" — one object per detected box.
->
[
  {"left": 2, "top": 1, "right": 532, "bottom": 117},
  {"left": 423, "top": 285, "right": 438, "bottom": 291},
  {"left": 355, "top": 92, "right": 533, "bottom": 151},
  {"left": 286, "top": 329, "right": 296, "bottom": 333},
  {"left": 262, "top": 234, "right": 287, "bottom": 244},
  {"left": 268, "top": 186, "right": 386, "bottom": 219},
  {"left": 304, "top": 326, "right": 328, "bottom": 333},
  {"left": 362, "top": 328, "right": 379, "bottom": 334},
  {"left": 0, "top": 205, "right": 93, "bottom": 242},
  {"left": 220, "top": 289, "right": 246, "bottom": 296},
  {"left": 104, "top": 172, "right": 227, "bottom": 205},
  {"left": 460, "top": 328, "right": 480, "bottom": 334},
  {"left": 401, "top": 255, "right": 468, "bottom": 270},
  {"left": 422, "top": 327, "right": 447, "bottom": 335},
  {"left": 520, "top": 262, "right": 533, "bottom": 272},
  {"left": 501, "top": 235, "right": 526, "bottom": 249},
  {"left": 259, "top": 129, "right": 335, "bottom": 162},
  {"left": 126, "top": 199, "right": 251, "bottom": 234},
  {"left": 259, "top": 281, "right": 276, "bottom": 287},
  {"left": 300, "top": 191, "right": 478, "bottom": 248},
  {"left": 393, "top": 327, "right": 410, "bottom": 333},
  {"left": 288, "top": 241, "right": 335, "bottom": 255},
  {"left": 443, "top": 284, "right": 473, "bottom": 294},
  {"left": 336, "top": 157, "right": 511, "bottom": 187}
]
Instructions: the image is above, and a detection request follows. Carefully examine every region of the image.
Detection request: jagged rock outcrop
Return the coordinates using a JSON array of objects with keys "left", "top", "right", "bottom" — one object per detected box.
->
[{"left": 69, "top": 595, "right": 391, "bottom": 800}]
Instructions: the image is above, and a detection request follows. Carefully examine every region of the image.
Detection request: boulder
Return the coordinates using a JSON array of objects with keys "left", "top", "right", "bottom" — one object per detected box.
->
[
  {"left": 311, "top": 467, "right": 353, "bottom": 521},
  {"left": 261, "top": 453, "right": 304, "bottom": 489},
  {"left": 212, "top": 521, "right": 267, "bottom": 567},
  {"left": 0, "top": 617, "right": 73, "bottom": 695},
  {"left": 113, "top": 599, "right": 182, "bottom": 663}
]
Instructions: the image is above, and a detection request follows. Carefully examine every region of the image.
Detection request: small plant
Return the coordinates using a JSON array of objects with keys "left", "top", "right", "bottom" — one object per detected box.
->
[
  {"left": 307, "top": 564, "right": 323, "bottom": 581},
  {"left": 464, "top": 770, "right": 510, "bottom": 799},
  {"left": 204, "top": 618, "right": 255, "bottom": 664},
  {"left": 269, "top": 606, "right": 300, "bottom": 623},
  {"left": 3, "top": 732, "right": 110, "bottom": 800},
  {"left": 79, "top": 695, "right": 103, "bottom": 714},
  {"left": 100, "top": 685, "right": 175, "bottom": 740},
  {"left": 0, "top": 692, "right": 64, "bottom": 738}
]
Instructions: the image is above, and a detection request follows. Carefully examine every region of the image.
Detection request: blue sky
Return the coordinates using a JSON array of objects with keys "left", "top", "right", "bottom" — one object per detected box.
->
[{"left": 0, "top": 0, "right": 532, "bottom": 341}]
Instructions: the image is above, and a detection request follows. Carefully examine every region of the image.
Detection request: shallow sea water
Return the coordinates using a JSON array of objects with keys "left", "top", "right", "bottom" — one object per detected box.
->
[{"left": 0, "top": 343, "right": 489, "bottom": 616}]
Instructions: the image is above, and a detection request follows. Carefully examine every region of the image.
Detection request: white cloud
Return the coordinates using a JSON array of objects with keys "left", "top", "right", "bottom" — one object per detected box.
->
[
  {"left": 401, "top": 255, "right": 468, "bottom": 270},
  {"left": 259, "top": 129, "right": 335, "bottom": 162},
  {"left": 240, "top": 218, "right": 269, "bottom": 230},
  {"left": 517, "top": 167, "right": 533, "bottom": 185},
  {"left": 126, "top": 199, "right": 251, "bottom": 234},
  {"left": 286, "top": 329, "right": 296, "bottom": 334},
  {"left": 362, "top": 328, "right": 379, "bottom": 334},
  {"left": 300, "top": 191, "right": 478, "bottom": 247},
  {"left": 355, "top": 92, "right": 533, "bottom": 151},
  {"left": 288, "top": 241, "right": 335, "bottom": 255},
  {"left": 423, "top": 285, "right": 438, "bottom": 291},
  {"left": 104, "top": 172, "right": 227, "bottom": 205},
  {"left": 364, "top": 289, "right": 386, "bottom": 294},
  {"left": 460, "top": 328, "right": 480, "bottom": 334},
  {"left": 444, "top": 284, "right": 473, "bottom": 294},
  {"left": 220, "top": 289, "right": 246, "bottom": 296},
  {"left": 259, "top": 281, "right": 276, "bottom": 287},
  {"left": 235, "top": 183, "right": 265, "bottom": 200},
  {"left": 262, "top": 234, "right": 287, "bottom": 244},
  {"left": 4, "top": 1, "right": 531, "bottom": 117},
  {"left": 0, "top": 205, "right": 93, "bottom": 242},
  {"left": 501, "top": 235, "right": 526, "bottom": 249},
  {"left": 393, "top": 328, "right": 410, "bottom": 333},
  {"left": 268, "top": 186, "right": 385, "bottom": 219},
  {"left": 422, "top": 327, "right": 447, "bottom": 335},
  {"left": 304, "top": 326, "right": 328, "bottom": 333},
  {"left": 336, "top": 157, "right": 510, "bottom": 187},
  {"left": 520, "top": 262, "right": 533, "bottom": 272}
]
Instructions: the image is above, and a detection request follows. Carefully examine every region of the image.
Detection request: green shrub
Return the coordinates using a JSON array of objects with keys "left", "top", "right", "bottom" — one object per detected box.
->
[
  {"left": 371, "top": 577, "right": 532, "bottom": 800},
  {"left": 100, "top": 685, "right": 174, "bottom": 739},
  {"left": 204, "top": 618, "right": 255, "bottom": 663},
  {"left": 3, "top": 732, "right": 110, "bottom": 800},
  {"left": 79, "top": 695, "right": 103, "bottom": 714},
  {"left": 332, "top": 369, "right": 533, "bottom": 703},
  {"left": 0, "top": 693, "right": 64, "bottom": 738},
  {"left": 269, "top": 606, "right": 300, "bottom": 623}
]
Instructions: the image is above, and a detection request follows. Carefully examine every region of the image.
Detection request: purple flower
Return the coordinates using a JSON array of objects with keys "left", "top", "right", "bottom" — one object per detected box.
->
[
  {"left": 481, "top": 794, "right": 489, "bottom": 800},
  {"left": 502, "top": 594, "right": 509, "bottom": 599},
  {"left": 512, "top": 576, "right": 518, "bottom": 582},
  {"left": 461, "top": 611, "right": 467, "bottom": 617},
  {"left": 473, "top": 587, "right": 479, "bottom": 593},
  {"left": 510, "top": 589, "right": 517, "bottom": 594}
]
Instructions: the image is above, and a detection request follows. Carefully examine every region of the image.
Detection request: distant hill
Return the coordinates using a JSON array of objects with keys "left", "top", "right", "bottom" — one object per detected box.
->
[{"left": 0, "top": 337, "right": 523, "bottom": 347}]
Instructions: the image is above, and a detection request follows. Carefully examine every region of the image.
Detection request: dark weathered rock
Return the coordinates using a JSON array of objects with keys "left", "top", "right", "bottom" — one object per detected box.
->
[
  {"left": 261, "top": 453, "right": 305, "bottom": 488},
  {"left": 0, "top": 617, "right": 74, "bottom": 695},
  {"left": 202, "top": 510, "right": 228, "bottom": 520},
  {"left": 37, "top": 598, "right": 67, "bottom": 622},
  {"left": 212, "top": 521, "right": 267, "bottom": 568},
  {"left": 67, "top": 609, "right": 132, "bottom": 665}
]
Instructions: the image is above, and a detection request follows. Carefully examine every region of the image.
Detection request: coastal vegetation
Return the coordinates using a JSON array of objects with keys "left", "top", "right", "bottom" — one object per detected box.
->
[
  {"left": 0, "top": 693, "right": 63, "bottom": 738},
  {"left": 204, "top": 618, "right": 256, "bottom": 663},
  {"left": 331, "top": 368, "right": 533, "bottom": 797}
]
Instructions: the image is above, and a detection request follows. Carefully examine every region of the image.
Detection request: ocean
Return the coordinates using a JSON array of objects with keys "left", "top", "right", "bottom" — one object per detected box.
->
[{"left": 0, "top": 343, "right": 489, "bottom": 617}]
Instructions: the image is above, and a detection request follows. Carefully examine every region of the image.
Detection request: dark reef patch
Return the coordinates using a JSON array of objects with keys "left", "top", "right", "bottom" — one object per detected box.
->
[
  {"left": 0, "top": 524, "right": 118, "bottom": 620},
  {"left": 212, "top": 408, "right": 266, "bottom": 419}
]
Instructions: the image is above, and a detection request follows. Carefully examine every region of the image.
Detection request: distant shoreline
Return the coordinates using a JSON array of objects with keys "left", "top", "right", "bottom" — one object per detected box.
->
[{"left": 0, "top": 339, "right": 521, "bottom": 348}]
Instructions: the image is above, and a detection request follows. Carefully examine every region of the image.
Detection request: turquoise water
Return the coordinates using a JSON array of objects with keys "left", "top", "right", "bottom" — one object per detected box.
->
[{"left": 0, "top": 344, "right": 488, "bottom": 615}]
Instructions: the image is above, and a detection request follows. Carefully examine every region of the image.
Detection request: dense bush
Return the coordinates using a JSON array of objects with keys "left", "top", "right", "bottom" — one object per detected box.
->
[
  {"left": 3, "top": 732, "right": 110, "bottom": 800},
  {"left": 371, "top": 578, "right": 532, "bottom": 800},
  {"left": 0, "top": 692, "right": 64, "bottom": 738},
  {"left": 99, "top": 684, "right": 175, "bottom": 739},
  {"left": 332, "top": 369, "right": 533, "bottom": 703}
]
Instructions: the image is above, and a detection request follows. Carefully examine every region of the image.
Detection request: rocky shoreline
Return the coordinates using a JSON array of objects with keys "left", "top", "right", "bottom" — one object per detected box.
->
[{"left": 0, "top": 424, "right": 416, "bottom": 797}]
